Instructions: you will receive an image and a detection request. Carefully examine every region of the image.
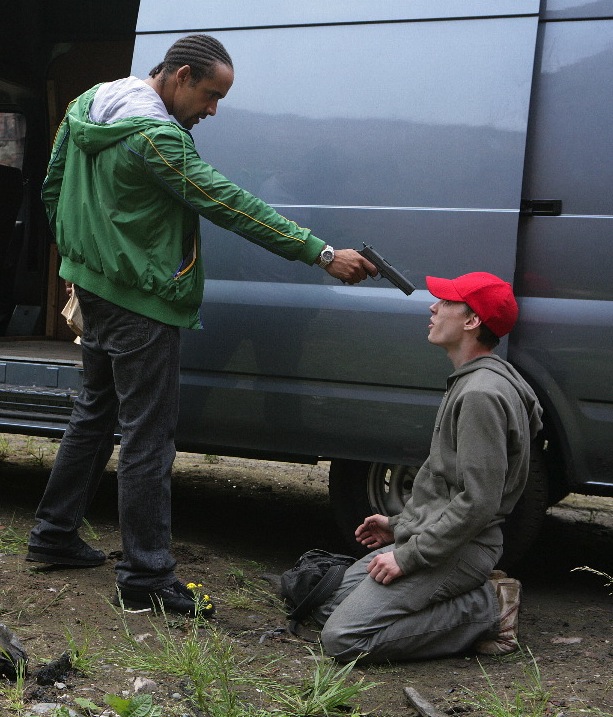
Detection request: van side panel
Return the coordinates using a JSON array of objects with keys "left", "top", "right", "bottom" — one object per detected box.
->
[
  {"left": 131, "top": 5, "right": 540, "bottom": 463},
  {"left": 135, "top": 0, "right": 539, "bottom": 31},
  {"left": 541, "top": 1, "right": 612, "bottom": 20},
  {"left": 512, "top": 15, "right": 613, "bottom": 489}
]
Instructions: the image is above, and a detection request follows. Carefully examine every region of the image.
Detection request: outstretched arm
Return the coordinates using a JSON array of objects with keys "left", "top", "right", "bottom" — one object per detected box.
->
[{"left": 139, "top": 126, "right": 377, "bottom": 283}]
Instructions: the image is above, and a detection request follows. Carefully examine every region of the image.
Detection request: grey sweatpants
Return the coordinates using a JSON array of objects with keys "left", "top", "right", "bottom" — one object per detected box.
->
[{"left": 313, "top": 539, "right": 502, "bottom": 663}]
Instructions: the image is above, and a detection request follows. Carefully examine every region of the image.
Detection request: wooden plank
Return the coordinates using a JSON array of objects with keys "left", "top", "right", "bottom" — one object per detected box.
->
[{"left": 403, "top": 687, "right": 449, "bottom": 717}]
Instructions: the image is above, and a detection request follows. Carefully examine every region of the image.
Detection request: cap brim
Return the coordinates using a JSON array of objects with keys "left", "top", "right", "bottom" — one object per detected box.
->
[{"left": 426, "top": 276, "right": 464, "bottom": 302}]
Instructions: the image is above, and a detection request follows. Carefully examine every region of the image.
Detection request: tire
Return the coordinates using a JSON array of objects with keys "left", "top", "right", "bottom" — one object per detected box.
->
[
  {"left": 328, "top": 442, "right": 550, "bottom": 566},
  {"left": 497, "top": 441, "right": 549, "bottom": 569},
  {"left": 328, "top": 459, "right": 419, "bottom": 557}
]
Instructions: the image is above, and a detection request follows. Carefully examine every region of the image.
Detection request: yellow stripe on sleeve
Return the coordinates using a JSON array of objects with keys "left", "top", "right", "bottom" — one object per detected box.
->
[{"left": 138, "top": 131, "right": 306, "bottom": 245}]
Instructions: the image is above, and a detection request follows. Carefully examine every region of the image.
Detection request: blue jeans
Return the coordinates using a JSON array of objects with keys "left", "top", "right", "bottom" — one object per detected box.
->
[{"left": 29, "top": 287, "right": 181, "bottom": 589}]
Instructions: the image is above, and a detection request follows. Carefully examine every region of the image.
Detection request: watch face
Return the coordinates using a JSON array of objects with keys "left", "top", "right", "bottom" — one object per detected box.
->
[{"left": 322, "top": 249, "right": 334, "bottom": 262}]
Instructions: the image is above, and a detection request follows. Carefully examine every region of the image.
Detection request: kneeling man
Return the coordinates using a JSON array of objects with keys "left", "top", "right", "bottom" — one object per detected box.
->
[{"left": 315, "top": 272, "right": 543, "bottom": 663}]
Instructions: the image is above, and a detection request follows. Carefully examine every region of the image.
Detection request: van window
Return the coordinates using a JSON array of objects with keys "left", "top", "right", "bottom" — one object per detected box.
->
[{"left": 0, "top": 112, "right": 26, "bottom": 169}]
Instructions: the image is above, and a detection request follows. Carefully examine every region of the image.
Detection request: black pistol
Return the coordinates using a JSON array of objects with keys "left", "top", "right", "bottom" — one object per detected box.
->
[{"left": 358, "top": 243, "right": 416, "bottom": 296}]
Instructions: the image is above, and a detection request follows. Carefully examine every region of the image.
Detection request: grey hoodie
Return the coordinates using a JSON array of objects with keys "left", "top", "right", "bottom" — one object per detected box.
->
[{"left": 388, "top": 354, "right": 543, "bottom": 575}]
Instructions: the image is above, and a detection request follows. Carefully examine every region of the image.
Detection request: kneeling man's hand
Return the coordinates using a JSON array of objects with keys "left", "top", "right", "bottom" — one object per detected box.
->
[
  {"left": 367, "top": 551, "right": 404, "bottom": 585},
  {"left": 355, "top": 513, "right": 394, "bottom": 549}
]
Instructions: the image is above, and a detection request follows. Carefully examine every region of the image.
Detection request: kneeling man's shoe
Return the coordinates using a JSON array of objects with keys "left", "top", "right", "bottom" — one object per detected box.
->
[{"left": 475, "top": 577, "right": 521, "bottom": 656}]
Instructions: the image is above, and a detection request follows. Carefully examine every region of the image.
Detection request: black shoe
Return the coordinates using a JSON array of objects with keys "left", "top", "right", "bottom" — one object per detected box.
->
[
  {"left": 26, "top": 539, "right": 106, "bottom": 567},
  {"left": 114, "top": 580, "right": 215, "bottom": 618}
]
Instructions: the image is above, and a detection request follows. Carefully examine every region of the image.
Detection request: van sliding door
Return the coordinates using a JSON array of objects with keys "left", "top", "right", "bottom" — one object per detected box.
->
[
  {"left": 512, "top": 4, "right": 613, "bottom": 489},
  {"left": 134, "top": 1, "right": 540, "bottom": 462}
]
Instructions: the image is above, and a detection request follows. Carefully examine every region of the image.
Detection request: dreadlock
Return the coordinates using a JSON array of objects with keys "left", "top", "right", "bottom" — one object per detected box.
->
[{"left": 149, "top": 34, "right": 233, "bottom": 83}]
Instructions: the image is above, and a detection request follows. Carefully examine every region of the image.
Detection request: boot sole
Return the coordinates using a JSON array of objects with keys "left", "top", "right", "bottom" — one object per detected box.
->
[
  {"left": 113, "top": 590, "right": 215, "bottom": 618},
  {"left": 113, "top": 593, "right": 198, "bottom": 616},
  {"left": 26, "top": 550, "right": 106, "bottom": 567}
]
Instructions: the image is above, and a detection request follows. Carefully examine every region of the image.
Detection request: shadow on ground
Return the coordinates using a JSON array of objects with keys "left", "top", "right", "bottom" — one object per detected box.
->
[{"left": 2, "top": 450, "right": 612, "bottom": 579}]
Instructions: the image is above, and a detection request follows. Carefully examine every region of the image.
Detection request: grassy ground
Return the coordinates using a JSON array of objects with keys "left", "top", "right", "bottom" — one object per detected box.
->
[{"left": 0, "top": 433, "right": 612, "bottom": 716}]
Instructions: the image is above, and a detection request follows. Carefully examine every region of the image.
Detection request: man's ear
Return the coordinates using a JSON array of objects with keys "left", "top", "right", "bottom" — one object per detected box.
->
[
  {"left": 464, "top": 312, "right": 482, "bottom": 332},
  {"left": 176, "top": 65, "right": 192, "bottom": 85}
]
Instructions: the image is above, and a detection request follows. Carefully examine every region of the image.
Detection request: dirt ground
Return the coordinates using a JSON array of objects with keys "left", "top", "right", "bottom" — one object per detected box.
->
[{"left": 0, "top": 433, "right": 612, "bottom": 716}]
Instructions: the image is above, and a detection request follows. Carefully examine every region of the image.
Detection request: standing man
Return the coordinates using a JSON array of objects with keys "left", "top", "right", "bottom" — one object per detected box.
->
[
  {"left": 27, "top": 34, "right": 375, "bottom": 616},
  {"left": 314, "top": 272, "right": 543, "bottom": 662}
]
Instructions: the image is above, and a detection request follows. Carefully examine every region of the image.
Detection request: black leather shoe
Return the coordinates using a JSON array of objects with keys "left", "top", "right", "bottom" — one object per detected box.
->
[
  {"left": 114, "top": 580, "right": 215, "bottom": 618},
  {"left": 26, "top": 539, "right": 106, "bottom": 567}
]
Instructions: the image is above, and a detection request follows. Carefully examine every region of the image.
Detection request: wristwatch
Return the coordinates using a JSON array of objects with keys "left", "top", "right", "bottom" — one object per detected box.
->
[{"left": 318, "top": 244, "right": 335, "bottom": 267}]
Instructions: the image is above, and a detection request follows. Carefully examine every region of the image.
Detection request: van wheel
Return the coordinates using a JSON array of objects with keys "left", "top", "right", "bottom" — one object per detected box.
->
[
  {"left": 328, "top": 459, "right": 418, "bottom": 557},
  {"left": 497, "top": 441, "right": 549, "bottom": 569},
  {"left": 328, "top": 443, "right": 549, "bottom": 566}
]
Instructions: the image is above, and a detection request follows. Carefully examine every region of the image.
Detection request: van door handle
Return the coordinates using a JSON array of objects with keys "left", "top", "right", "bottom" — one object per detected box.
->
[{"left": 520, "top": 199, "right": 562, "bottom": 216}]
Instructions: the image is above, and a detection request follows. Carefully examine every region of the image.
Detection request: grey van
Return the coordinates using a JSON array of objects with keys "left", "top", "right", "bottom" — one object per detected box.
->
[{"left": 1, "top": 0, "right": 611, "bottom": 564}]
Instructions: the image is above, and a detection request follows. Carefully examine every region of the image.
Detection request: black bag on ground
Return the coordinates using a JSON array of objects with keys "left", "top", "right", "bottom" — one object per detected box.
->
[{"left": 280, "top": 549, "right": 356, "bottom": 622}]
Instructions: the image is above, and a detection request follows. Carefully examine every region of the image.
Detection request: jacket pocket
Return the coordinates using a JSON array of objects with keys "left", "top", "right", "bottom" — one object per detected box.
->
[{"left": 429, "top": 542, "right": 501, "bottom": 603}]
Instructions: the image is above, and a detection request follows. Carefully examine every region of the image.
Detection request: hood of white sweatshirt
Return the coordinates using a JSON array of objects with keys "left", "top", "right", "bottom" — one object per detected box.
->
[{"left": 89, "top": 76, "right": 173, "bottom": 124}]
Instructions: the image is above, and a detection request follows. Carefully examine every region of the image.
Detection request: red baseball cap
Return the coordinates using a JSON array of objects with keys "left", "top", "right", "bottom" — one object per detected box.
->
[{"left": 426, "top": 272, "right": 518, "bottom": 337}]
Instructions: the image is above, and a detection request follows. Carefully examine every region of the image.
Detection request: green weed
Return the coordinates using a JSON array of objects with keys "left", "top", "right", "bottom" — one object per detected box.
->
[
  {"left": 25, "top": 436, "right": 47, "bottom": 464},
  {"left": 0, "top": 518, "right": 28, "bottom": 554},
  {"left": 0, "top": 657, "right": 27, "bottom": 716},
  {"left": 110, "top": 594, "right": 229, "bottom": 713},
  {"left": 108, "top": 595, "right": 374, "bottom": 716},
  {"left": 223, "top": 565, "right": 285, "bottom": 612},
  {"left": 64, "top": 624, "right": 102, "bottom": 677},
  {"left": 0, "top": 435, "right": 9, "bottom": 460},
  {"left": 104, "top": 693, "right": 163, "bottom": 716},
  {"left": 81, "top": 518, "right": 100, "bottom": 543},
  {"left": 259, "top": 645, "right": 378, "bottom": 716},
  {"left": 463, "top": 647, "right": 551, "bottom": 717},
  {"left": 49, "top": 707, "right": 72, "bottom": 717}
]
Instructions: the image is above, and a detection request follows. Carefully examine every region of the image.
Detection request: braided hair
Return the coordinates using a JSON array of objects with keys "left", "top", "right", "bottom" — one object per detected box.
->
[{"left": 149, "top": 34, "right": 233, "bottom": 83}]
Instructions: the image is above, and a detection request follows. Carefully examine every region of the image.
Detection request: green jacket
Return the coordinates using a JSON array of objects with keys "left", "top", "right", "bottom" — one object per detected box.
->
[{"left": 43, "top": 83, "right": 325, "bottom": 329}]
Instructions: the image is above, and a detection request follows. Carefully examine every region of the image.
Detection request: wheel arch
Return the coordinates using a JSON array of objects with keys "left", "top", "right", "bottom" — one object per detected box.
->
[
  {"left": 328, "top": 442, "right": 551, "bottom": 568},
  {"left": 508, "top": 347, "right": 579, "bottom": 503}
]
